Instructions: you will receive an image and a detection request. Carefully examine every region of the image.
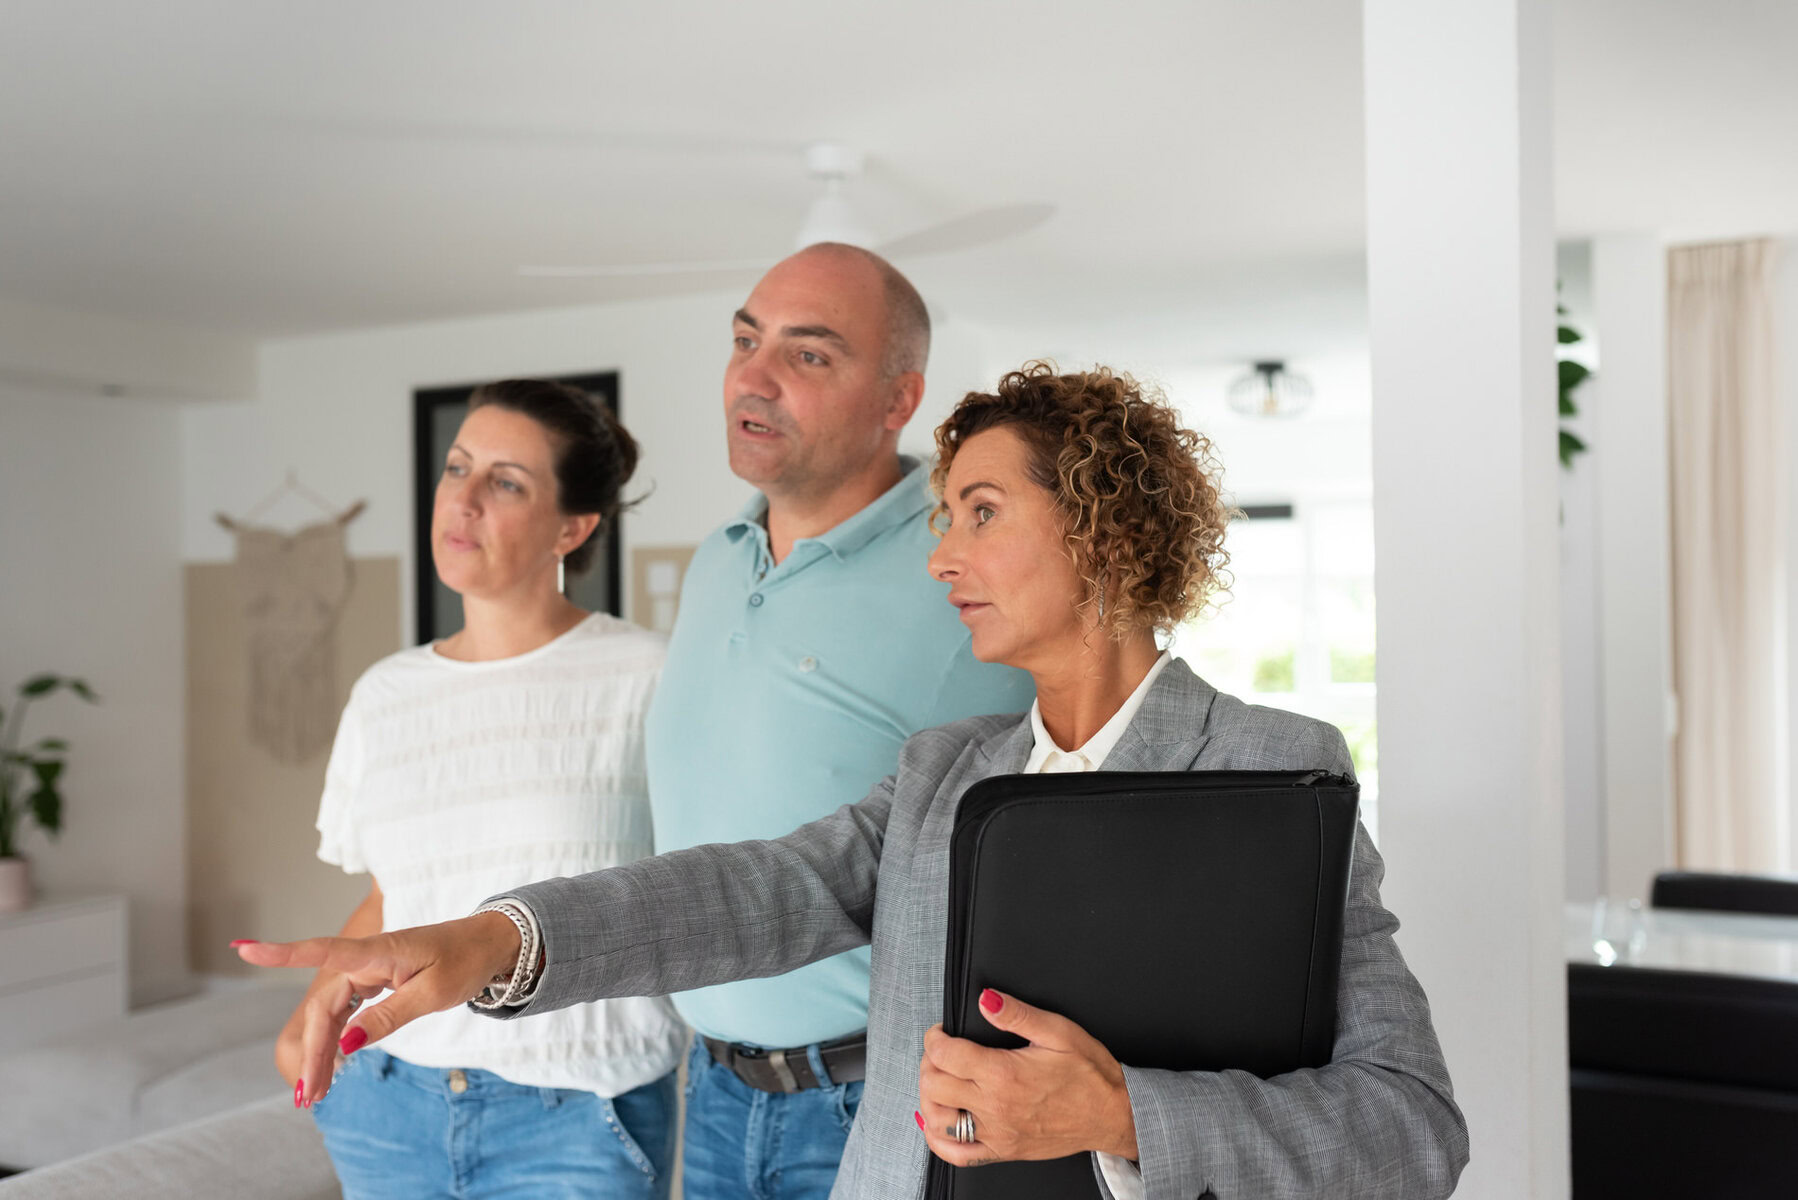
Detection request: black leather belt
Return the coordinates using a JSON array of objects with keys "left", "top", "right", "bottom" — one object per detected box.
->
[{"left": 702, "top": 1032, "right": 867, "bottom": 1093}]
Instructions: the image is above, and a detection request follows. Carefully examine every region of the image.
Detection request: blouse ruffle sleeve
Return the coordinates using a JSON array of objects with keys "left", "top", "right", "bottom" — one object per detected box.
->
[{"left": 313, "top": 684, "right": 368, "bottom": 874}]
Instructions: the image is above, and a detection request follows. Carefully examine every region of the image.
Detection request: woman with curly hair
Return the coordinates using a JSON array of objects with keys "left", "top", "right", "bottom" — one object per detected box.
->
[{"left": 242, "top": 364, "right": 1468, "bottom": 1200}]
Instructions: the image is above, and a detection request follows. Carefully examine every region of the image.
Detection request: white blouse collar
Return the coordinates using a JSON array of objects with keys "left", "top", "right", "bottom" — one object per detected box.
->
[{"left": 1024, "top": 650, "right": 1172, "bottom": 773}]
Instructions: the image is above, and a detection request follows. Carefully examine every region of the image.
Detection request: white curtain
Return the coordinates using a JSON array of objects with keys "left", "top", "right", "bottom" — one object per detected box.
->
[{"left": 1667, "top": 238, "right": 1782, "bottom": 872}]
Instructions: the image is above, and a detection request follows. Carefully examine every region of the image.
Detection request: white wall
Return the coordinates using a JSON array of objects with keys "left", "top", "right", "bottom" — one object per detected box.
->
[
  {"left": 182, "top": 289, "right": 1009, "bottom": 633},
  {"left": 1782, "top": 238, "right": 1798, "bottom": 873},
  {"left": 974, "top": 331, "right": 1376, "bottom": 505},
  {"left": 1557, "top": 242, "right": 1604, "bottom": 902},
  {"left": 185, "top": 290, "right": 742, "bottom": 633},
  {"left": 0, "top": 296, "right": 253, "bottom": 401},
  {"left": 0, "top": 387, "right": 189, "bottom": 1006},
  {"left": 1590, "top": 234, "right": 1676, "bottom": 897}
]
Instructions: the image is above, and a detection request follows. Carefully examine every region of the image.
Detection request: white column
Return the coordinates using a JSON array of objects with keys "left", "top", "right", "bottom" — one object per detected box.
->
[
  {"left": 1781, "top": 241, "right": 1798, "bottom": 874},
  {"left": 1364, "top": 2, "right": 1567, "bottom": 1198},
  {"left": 1590, "top": 234, "right": 1675, "bottom": 899}
]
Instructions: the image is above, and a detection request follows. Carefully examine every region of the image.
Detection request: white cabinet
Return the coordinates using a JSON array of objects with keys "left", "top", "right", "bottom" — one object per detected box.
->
[{"left": 0, "top": 894, "right": 127, "bottom": 1054}]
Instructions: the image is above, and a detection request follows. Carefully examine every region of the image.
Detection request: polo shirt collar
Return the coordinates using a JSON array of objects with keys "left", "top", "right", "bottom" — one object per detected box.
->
[{"left": 724, "top": 456, "right": 934, "bottom": 560}]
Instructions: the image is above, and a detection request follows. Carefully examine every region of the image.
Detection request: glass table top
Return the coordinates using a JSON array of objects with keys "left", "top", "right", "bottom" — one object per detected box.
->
[{"left": 1566, "top": 900, "right": 1798, "bottom": 984}]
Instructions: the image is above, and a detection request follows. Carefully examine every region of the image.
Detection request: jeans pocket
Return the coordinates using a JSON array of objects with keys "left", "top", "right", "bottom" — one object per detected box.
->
[
  {"left": 828, "top": 1079, "right": 864, "bottom": 1136},
  {"left": 310, "top": 1052, "right": 359, "bottom": 1124},
  {"left": 599, "top": 1096, "right": 661, "bottom": 1182}
]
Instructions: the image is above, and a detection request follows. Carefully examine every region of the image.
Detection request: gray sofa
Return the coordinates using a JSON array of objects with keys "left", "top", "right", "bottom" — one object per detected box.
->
[
  {"left": 0, "top": 1095, "right": 339, "bottom": 1200},
  {"left": 0, "top": 984, "right": 309, "bottom": 1170},
  {"left": 0, "top": 982, "right": 342, "bottom": 1197}
]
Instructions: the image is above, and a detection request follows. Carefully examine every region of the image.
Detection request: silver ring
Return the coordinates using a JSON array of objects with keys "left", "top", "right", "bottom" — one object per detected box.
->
[
  {"left": 953, "top": 1109, "right": 977, "bottom": 1144},
  {"left": 346, "top": 993, "right": 363, "bottom": 1012}
]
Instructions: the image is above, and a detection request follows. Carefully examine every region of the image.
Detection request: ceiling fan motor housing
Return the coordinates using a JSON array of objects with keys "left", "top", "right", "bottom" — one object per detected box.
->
[{"left": 797, "top": 143, "right": 873, "bottom": 249}]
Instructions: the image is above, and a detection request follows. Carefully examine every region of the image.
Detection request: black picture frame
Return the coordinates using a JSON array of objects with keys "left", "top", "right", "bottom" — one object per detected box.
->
[{"left": 412, "top": 371, "right": 623, "bottom": 643}]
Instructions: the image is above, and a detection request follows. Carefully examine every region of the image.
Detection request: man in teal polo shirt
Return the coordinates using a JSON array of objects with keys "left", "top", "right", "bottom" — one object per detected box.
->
[{"left": 644, "top": 243, "right": 1032, "bottom": 1199}]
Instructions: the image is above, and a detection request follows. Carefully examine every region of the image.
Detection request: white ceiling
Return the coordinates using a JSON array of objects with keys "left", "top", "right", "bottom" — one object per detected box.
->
[{"left": 0, "top": 0, "right": 1793, "bottom": 351}]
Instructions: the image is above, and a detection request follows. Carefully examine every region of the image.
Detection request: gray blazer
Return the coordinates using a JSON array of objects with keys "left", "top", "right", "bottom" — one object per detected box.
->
[{"left": 490, "top": 659, "right": 1470, "bottom": 1199}]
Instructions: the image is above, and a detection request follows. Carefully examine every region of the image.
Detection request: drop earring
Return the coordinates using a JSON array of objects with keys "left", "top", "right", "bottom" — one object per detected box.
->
[{"left": 556, "top": 555, "right": 566, "bottom": 595}]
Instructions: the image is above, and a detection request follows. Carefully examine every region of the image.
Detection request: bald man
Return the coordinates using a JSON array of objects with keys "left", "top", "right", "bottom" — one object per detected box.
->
[{"left": 643, "top": 245, "right": 1033, "bottom": 1199}]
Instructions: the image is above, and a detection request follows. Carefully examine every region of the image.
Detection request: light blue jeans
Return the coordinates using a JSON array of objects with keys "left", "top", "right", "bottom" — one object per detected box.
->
[
  {"left": 680, "top": 1038, "right": 865, "bottom": 1200},
  {"left": 311, "top": 1048, "right": 676, "bottom": 1200}
]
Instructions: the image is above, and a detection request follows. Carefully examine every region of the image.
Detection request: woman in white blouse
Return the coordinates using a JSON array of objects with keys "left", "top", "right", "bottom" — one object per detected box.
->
[{"left": 271, "top": 378, "right": 688, "bottom": 1199}]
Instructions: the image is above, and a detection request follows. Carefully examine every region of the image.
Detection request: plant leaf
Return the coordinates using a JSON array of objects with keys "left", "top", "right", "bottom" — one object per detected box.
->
[
  {"left": 69, "top": 680, "right": 98, "bottom": 703},
  {"left": 1559, "top": 360, "right": 1591, "bottom": 391},
  {"left": 1558, "top": 325, "right": 1582, "bottom": 345},
  {"left": 27, "top": 785, "right": 61, "bottom": 837},
  {"left": 31, "top": 738, "right": 69, "bottom": 753},
  {"left": 32, "top": 760, "right": 63, "bottom": 788},
  {"left": 21, "top": 675, "right": 61, "bottom": 697},
  {"left": 1560, "top": 428, "right": 1588, "bottom": 468}
]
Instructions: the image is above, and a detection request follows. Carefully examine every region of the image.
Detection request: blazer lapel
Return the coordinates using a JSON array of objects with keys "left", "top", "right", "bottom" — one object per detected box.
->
[
  {"left": 1100, "top": 657, "right": 1220, "bottom": 774},
  {"left": 972, "top": 714, "right": 1035, "bottom": 775},
  {"left": 967, "top": 658, "right": 1222, "bottom": 776}
]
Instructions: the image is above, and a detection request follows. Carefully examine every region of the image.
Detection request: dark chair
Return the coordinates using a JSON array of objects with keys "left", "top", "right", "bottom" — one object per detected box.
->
[
  {"left": 1568, "top": 963, "right": 1798, "bottom": 1198},
  {"left": 1650, "top": 869, "right": 1798, "bottom": 917}
]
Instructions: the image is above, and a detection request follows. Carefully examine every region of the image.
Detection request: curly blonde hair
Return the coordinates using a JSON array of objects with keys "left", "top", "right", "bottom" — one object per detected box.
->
[{"left": 930, "top": 362, "right": 1233, "bottom": 639}]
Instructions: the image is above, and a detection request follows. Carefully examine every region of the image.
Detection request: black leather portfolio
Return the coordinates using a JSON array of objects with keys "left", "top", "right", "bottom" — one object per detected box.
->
[{"left": 925, "top": 769, "right": 1360, "bottom": 1200}]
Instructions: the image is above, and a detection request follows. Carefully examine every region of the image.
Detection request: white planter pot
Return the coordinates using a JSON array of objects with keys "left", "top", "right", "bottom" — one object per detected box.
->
[{"left": 0, "top": 856, "right": 31, "bottom": 913}]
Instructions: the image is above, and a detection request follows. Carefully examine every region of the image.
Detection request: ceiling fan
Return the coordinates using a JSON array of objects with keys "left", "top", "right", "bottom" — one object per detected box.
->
[{"left": 518, "top": 143, "right": 1055, "bottom": 279}]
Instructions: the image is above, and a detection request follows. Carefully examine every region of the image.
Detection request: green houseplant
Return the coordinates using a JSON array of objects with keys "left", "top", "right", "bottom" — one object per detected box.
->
[
  {"left": 1558, "top": 301, "right": 1592, "bottom": 470},
  {"left": 0, "top": 673, "right": 98, "bottom": 912}
]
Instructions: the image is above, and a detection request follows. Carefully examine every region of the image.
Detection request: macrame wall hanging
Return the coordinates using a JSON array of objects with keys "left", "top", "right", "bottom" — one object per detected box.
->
[{"left": 216, "top": 473, "right": 367, "bottom": 765}]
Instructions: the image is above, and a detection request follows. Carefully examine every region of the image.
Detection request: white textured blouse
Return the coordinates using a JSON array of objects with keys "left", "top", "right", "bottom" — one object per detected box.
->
[{"left": 315, "top": 612, "right": 688, "bottom": 1096}]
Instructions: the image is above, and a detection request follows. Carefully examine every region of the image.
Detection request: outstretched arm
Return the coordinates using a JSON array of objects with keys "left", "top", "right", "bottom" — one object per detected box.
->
[
  {"left": 240, "top": 773, "right": 896, "bottom": 1104},
  {"left": 488, "top": 774, "right": 894, "bottom": 1019}
]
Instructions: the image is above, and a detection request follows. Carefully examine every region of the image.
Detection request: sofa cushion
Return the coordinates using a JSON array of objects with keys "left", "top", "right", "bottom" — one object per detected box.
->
[
  {"left": 136, "top": 1040, "right": 290, "bottom": 1135},
  {"left": 0, "top": 984, "right": 305, "bottom": 1168},
  {"left": 0, "top": 1094, "right": 339, "bottom": 1200},
  {"left": 1568, "top": 963, "right": 1798, "bottom": 1091}
]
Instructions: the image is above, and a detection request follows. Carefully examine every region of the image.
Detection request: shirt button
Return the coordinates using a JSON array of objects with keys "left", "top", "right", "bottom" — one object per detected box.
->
[
  {"left": 798, "top": 656, "right": 817, "bottom": 673},
  {"left": 448, "top": 1069, "right": 468, "bottom": 1094},
  {"left": 749, "top": 593, "right": 764, "bottom": 607}
]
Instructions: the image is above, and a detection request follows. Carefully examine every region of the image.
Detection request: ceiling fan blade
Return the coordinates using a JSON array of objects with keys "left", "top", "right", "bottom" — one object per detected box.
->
[
  {"left": 518, "top": 258, "right": 772, "bottom": 279},
  {"left": 875, "top": 202, "right": 1057, "bottom": 259}
]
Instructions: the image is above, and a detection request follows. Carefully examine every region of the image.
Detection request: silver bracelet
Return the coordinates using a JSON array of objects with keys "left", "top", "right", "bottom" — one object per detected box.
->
[{"left": 469, "top": 900, "right": 541, "bottom": 1009}]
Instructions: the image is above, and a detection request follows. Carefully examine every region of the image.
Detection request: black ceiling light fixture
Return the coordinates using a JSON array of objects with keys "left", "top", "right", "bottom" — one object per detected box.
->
[{"left": 1227, "top": 360, "right": 1314, "bottom": 419}]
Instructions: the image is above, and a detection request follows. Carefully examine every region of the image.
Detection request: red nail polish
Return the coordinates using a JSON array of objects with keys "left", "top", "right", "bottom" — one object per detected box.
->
[
  {"left": 979, "top": 988, "right": 1002, "bottom": 1015},
  {"left": 339, "top": 1026, "right": 368, "bottom": 1056},
  {"left": 914, "top": 1110, "right": 925, "bottom": 1131},
  {"left": 230, "top": 939, "right": 258, "bottom": 947},
  {"left": 294, "top": 1079, "right": 304, "bottom": 1108}
]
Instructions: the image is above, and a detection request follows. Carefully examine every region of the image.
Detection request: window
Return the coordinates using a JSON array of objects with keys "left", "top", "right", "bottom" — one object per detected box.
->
[{"left": 1169, "top": 498, "right": 1380, "bottom": 837}]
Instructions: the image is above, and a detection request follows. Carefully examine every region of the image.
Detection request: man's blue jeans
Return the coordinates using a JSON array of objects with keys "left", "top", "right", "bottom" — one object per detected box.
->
[
  {"left": 680, "top": 1038, "right": 866, "bottom": 1200},
  {"left": 312, "top": 1048, "right": 677, "bottom": 1199}
]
